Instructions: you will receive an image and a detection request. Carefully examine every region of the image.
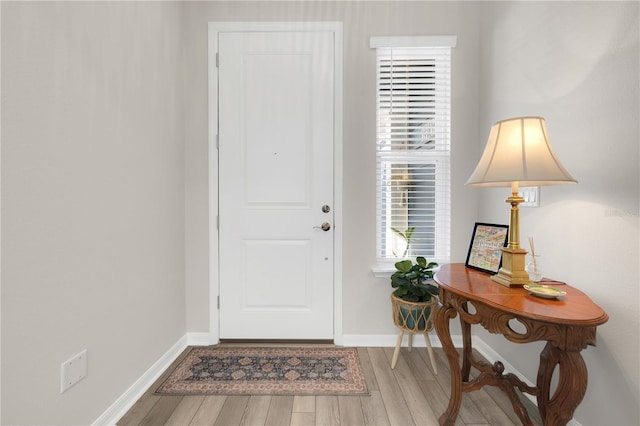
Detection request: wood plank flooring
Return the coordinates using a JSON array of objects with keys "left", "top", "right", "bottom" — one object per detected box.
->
[{"left": 118, "top": 345, "right": 543, "bottom": 426}]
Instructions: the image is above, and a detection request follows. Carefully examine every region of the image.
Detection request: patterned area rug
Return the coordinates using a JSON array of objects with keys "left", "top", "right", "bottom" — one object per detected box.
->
[{"left": 155, "top": 346, "right": 369, "bottom": 396}]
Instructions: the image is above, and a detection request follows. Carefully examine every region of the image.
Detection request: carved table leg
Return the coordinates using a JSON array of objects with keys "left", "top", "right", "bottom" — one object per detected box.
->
[
  {"left": 537, "top": 342, "right": 588, "bottom": 426},
  {"left": 435, "top": 298, "right": 462, "bottom": 426},
  {"left": 460, "top": 302, "right": 472, "bottom": 382}
]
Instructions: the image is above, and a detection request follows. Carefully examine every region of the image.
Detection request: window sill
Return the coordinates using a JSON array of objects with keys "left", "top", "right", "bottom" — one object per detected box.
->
[
  {"left": 372, "top": 265, "right": 394, "bottom": 279},
  {"left": 372, "top": 259, "right": 448, "bottom": 279}
]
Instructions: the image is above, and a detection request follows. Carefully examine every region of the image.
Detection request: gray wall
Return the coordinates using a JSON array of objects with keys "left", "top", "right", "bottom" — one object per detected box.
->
[
  {"left": 1, "top": 2, "right": 186, "bottom": 424},
  {"left": 1, "top": 1, "right": 638, "bottom": 425},
  {"left": 476, "top": 2, "right": 639, "bottom": 425}
]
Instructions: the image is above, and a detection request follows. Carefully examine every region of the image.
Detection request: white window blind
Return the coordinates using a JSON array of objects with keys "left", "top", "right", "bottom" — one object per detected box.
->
[{"left": 373, "top": 41, "right": 453, "bottom": 266}]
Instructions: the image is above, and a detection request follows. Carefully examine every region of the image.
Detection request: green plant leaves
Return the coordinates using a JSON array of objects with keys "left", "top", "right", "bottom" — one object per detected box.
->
[
  {"left": 394, "top": 259, "right": 413, "bottom": 273},
  {"left": 390, "top": 257, "right": 439, "bottom": 303}
]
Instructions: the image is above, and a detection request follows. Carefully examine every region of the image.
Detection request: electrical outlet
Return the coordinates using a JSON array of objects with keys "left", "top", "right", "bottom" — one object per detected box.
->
[{"left": 60, "top": 349, "right": 87, "bottom": 393}]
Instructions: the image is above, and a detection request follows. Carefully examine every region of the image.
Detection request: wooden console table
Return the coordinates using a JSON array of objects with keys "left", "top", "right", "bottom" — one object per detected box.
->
[{"left": 434, "top": 263, "right": 608, "bottom": 426}]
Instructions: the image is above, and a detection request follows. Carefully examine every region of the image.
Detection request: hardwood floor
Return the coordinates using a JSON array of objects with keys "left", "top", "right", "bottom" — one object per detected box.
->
[{"left": 117, "top": 345, "right": 542, "bottom": 426}]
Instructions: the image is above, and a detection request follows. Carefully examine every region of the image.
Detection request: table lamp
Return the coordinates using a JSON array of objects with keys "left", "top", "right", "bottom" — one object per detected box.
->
[{"left": 466, "top": 117, "right": 577, "bottom": 286}]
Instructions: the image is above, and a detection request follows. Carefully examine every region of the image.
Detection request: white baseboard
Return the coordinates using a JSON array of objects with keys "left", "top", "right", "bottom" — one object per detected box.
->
[
  {"left": 92, "top": 336, "right": 188, "bottom": 425},
  {"left": 93, "top": 333, "right": 214, "bottom": 425},
  {"left": 186, "top": 332, "right": 216, "bottom": 346},
  {"left": 343, "top": 333, "right": 463, "bottom": 348}
]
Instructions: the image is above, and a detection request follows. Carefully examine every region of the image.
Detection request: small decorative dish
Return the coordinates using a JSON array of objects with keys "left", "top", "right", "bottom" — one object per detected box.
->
[{"left": 524, "top": 284, "right": 566, "bottom": 299}]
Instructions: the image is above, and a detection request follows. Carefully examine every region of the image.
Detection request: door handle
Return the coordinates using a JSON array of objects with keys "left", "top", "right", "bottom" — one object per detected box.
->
[{"left": 313, "top": 222, "right": 331, "bottom": 232}]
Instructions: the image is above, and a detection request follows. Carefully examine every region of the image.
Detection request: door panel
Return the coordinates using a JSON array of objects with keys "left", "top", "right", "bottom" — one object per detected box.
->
[
  {"left": 218, "top": 30, "right": 335, "bottom": 339},
  {"left": 242, "top": 240, "right": 311, "bottom": 309}
]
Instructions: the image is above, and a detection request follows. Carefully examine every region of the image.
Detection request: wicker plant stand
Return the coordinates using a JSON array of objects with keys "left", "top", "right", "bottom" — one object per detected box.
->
[{"left": 390, "top": 293, "right": 438, "bottom": 374}]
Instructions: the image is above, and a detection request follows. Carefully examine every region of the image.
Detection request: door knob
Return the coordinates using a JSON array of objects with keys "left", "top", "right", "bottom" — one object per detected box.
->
[{"left": 313, "top": 222, "right": 331, "bottom": 231}]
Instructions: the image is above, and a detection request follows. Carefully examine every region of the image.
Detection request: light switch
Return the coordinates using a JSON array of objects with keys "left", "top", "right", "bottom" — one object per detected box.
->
[{"left": 519, "top": 187, "right": 539, "bottom": 207}]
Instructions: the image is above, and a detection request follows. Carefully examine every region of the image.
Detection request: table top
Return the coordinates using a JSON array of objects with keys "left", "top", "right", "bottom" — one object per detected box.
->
[{"left": 434, "top": 263, "right": 608, "bottom": 326}]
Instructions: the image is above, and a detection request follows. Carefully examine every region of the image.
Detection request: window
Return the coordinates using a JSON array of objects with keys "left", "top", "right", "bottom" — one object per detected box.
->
[{"left": 371, "top": 37, "right": 455, "bottom": 272}]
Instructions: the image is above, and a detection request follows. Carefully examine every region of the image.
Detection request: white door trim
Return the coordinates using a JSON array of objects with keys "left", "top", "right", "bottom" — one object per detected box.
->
[{"left": 207, "top": 21, "right": 343, "bottom": 345}]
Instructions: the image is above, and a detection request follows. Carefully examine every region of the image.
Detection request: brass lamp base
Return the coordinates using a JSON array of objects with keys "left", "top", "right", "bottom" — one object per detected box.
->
[{"left": 491, "top": 246, "right": 530, "bottom": 287}]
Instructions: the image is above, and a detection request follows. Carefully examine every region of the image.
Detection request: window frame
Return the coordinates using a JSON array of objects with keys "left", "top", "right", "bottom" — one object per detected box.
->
[{"left": 371, "top": 36, "right": 456, "bottom": 276}]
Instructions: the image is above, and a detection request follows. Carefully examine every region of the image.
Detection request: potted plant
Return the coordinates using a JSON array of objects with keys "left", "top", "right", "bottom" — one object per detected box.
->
[
  {"left": 389, "top": 256, "right": 440, "bottom": 371},
  {"left": 391, "top": 256, "right": 439, "bottom": 321}
]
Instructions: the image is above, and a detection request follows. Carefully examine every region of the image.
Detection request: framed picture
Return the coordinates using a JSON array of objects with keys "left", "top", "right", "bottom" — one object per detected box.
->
[{"left": 465, "top": 222, "right": 509, "bottom": 274}]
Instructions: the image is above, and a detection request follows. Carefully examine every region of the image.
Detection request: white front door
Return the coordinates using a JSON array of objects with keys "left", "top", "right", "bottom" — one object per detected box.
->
[{"left": 217, "top": 28, "right": 336, "bottom": 339}]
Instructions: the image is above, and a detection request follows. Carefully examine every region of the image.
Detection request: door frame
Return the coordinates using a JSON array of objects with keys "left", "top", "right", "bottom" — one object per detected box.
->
[{"left": 207, "top": 21, "right": 344, "bottom": 344}]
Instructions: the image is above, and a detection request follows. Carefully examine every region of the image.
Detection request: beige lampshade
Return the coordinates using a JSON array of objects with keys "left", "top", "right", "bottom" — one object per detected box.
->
[{"left": 466, "top": 117, "right": 577, "bottom": 187}]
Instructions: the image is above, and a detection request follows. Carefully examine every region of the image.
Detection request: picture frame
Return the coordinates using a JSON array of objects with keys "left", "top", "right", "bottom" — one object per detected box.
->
[{"left": 465, "top": 222, "right": 509, "bottom": 274}]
